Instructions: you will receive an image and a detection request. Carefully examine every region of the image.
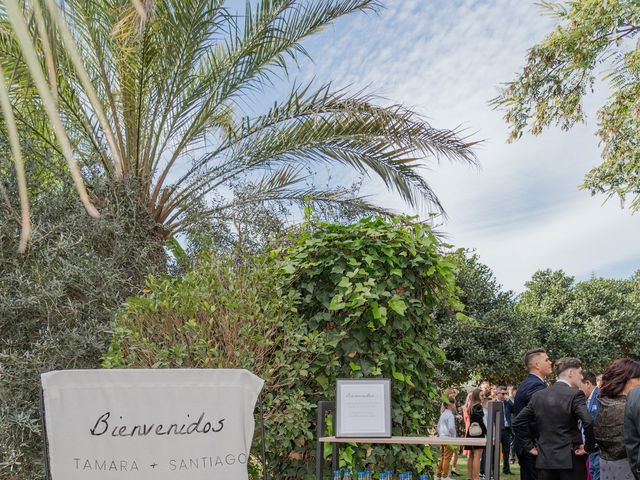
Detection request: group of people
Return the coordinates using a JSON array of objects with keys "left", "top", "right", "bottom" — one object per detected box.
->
[
  {"left": 436, "top": 382, "right": 517, "bottom": 480},
  {"left": 436, "top": 349, "right": 640, "bottom": 480}
]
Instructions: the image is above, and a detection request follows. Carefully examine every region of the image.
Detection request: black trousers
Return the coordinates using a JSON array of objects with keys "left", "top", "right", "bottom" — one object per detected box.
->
[
  {"left": 517, "top": 449, "right": 538, "bottom": 480},
  {"left": 537, "top": 453, "right": 587, "bottom": 480},
  {"left": 501, "top": 428, "right": 513, "bottom": 473}
]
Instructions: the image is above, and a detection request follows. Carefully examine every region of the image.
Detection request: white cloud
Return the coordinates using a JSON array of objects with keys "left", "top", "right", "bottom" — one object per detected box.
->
[{"left": 295, "top": 0, "right": 640, "bottom": 291}]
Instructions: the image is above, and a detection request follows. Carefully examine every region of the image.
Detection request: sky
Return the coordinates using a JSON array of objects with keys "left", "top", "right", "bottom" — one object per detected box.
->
[
  {"left": 222, "top": 0, "right": 640, "bottom": 292},
  {"left": 235, "top": 0, "right": 640, "bottom": 292}
]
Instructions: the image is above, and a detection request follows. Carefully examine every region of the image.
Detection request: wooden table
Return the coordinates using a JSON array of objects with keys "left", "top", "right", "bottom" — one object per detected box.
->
[{"left": 320, "top": 436, "right": 488, "bottom": 446}]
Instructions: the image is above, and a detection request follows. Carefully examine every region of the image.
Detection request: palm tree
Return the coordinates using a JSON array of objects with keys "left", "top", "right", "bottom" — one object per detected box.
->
[{"left": 0, "top": 0, "right": 478, "bottom": 250}]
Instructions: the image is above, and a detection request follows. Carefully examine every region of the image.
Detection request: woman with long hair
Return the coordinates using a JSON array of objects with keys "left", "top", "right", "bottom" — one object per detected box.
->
[
  {"left": 464, "top": 388, "right": 486, "bottom": 480},
  {"left": 594, "top": 358, "right": 640, "bottom": 480}
]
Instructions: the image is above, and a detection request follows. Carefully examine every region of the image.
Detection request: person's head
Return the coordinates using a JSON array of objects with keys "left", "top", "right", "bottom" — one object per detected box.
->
[
  {"left": 600, "top": 358, "right": 640, "bottom": 398},
  {"left": 580, "top": 371, "right": 597, "bottom": 398},
  {"left": 466, "top": 388, "right": 484, "bottom": 413},
  {"left": 444, "top": 386, "right": 459, "bottom": 398},
  {"left": 507, "top": 384, "right": 516, "bottom": 397},
  {"left": 479, "top": 381, "right": 490, "bottom": 394},
  {"left": 489, "top": 385, "right": 497, "bottom": 399},
  {"left": 444, "top": 396, "right": 457, "bottom": 412},
  {"left": 555, "top": 357, "right": 583, "bottom": 388},
  {"left": 524, "top": 348, "right": 553, "bottom": 378},
  {"left": 596, "top": 374, "right": 603, "bottom": 388},
  {"left": 496, "top": 385, "right": 508, "bottom": 401}
]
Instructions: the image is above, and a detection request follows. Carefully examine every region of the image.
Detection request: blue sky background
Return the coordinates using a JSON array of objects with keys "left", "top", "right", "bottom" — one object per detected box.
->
[{"left": 229, "top": 0, "right": 640, "bottom": 292}]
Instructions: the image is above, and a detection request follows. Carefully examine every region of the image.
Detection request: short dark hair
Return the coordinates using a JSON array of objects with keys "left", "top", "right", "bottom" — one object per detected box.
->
[
  {"left": 524, "top": 348, "right": 547, "bottom": 369},
  {"left": 582, "top": 371, "right": 597, "bottom": 386},
  {"left": 600, "top": 358, "right": 640, "bottom": 397},
  {"left": 497, "top": 385, "right": 507, "bottom": 392},
  {"left": 555, "top": 357, "right": 582, "bottom": 376}
]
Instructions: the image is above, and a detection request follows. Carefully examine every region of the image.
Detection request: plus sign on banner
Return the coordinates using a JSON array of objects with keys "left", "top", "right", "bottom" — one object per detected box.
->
[{"left": 41, "top": 369, "right": 264, "bottom": 480}]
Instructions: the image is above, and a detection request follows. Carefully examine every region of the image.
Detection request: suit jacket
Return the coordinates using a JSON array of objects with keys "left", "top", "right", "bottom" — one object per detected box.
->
[
  {"left": 587, "top": 387, "right": 600, "bottom": 418},
  {"left": 513, "top": 374, "right": 547, "bottom": 452},
  {"left": 503, "top": 398, "right": 515, "bottom": 428},
  {"left": 513, "top": 381, "right": 596, "bottom": 470},
  {"left": 624, "top": 386, "right": 640, "bottom": 480}
]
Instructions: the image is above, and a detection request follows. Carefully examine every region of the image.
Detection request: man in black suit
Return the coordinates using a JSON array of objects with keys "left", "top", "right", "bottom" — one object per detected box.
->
[
  {"left": 513, "top": 357, "right": 596, "bottom": 480},
  {"left": 513, "top": 348, "right": 553, "bottom": 480},
  {"left": 497, "top": 385, "right": 515, "bottom": 474}
]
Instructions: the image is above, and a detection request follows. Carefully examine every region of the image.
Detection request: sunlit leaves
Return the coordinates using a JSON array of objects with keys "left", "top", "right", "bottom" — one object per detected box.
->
[{"left": 491, "top": 0, "right": 640, "bottom": 211}]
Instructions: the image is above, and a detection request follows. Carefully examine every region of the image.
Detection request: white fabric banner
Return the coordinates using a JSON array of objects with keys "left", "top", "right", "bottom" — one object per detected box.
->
[{"left": 41, "top": 369, "right": 264, "bottom": 480}]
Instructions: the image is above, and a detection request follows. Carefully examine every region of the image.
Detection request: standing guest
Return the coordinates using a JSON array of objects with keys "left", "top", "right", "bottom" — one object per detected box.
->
[
  {"left": 437, "top": 396, "right": 458, "bottom": 480},
  {"left": 444, "top": 387, "right": 462, "bottom": 477},
  {"left": 509, "top": 385, "right": 518, "bottom": 465},
  {"left": 514, "top": 348, "right": 554, "bottom": 480},
  {"left": 581, "top": 371, "right": 600, "bottom": 480},
  {"left": 595, "top": 358, "right": 640, "bottom": 480},
  {"left": 490, "top": 385, "right": 498, "bottom": 401},
  {"left": 624, "top": 385, "right": 640, "bottom": 480},
  {"left": 497, "top": 386, "right": 515, "bottom": 475},
  {"left": 480, "top": 381, "right": 491, "bottom": 398},
  {"left": 480, "top": 395, "right": 490, "bottom": 479},
  {"left": 597, "top": 375, "right": 604, "bottom": 389},
  {"left": 513, "top": 357, "right": 595, "bottom": 480},
  {"left": 465, "top": 388, "right": 487, "bottom": 480}
]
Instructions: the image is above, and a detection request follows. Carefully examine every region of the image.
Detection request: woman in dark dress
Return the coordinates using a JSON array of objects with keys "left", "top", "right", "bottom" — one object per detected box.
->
[{"left": 465, "top": 388, "right": 487, "bottom": 480}]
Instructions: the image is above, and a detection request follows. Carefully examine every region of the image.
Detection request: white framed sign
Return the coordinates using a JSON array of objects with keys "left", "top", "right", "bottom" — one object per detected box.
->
[
  {"left": 335, "top": 378, "right": 391, "bottom": 438},
  {"left": 40, "top": 369, "right": 263, "bottom": 480}
]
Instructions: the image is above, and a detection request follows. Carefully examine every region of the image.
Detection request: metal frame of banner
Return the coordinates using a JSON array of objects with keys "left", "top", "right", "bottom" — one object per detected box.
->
[
  {"left": 39, "top": 384, "right": 270, "bottom": 480},
  {"left": 316, "top": 401, "right": 339, "bottom": 480},
  {"left": 39, "top": 386, "right": 52, "bottom": 480},
  {"left": 315, "top": 400, "right": 504, "bottom": 480}
]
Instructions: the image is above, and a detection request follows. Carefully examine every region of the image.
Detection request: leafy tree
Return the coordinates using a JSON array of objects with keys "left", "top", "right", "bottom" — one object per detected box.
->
[
  {"left": 0, "top": 0, "right": 478, "bottom": 247},
  {"left": 516, "top": 269, "right": 640, "bottom": 372},
  {"left": 435, "top": 250, "right": 524, "bottom": 385},
  {"left": 491, "top": 0, "right": 640, "bottom": 210},
  {"left": 0, "top": 180, "right": 165, "bottom": 480}
]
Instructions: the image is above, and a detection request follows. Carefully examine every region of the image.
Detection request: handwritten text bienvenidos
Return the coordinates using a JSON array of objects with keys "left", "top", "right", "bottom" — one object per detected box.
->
[{"left": 89, "top": 412, "right": 225, "bottom": 437}]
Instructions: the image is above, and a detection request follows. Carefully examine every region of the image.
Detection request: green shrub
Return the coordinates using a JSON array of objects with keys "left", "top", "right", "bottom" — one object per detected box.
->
[
  {"left": 279, "top": 217, "right": 460, "bottom": 477},
  {"left": 103, "top": 253, "right": 333, "bottom": 479},
  {"left": 104, "top": 217, "right": 459, "bottom": 479},
  {"left": 0, "top": 182, "right": 165, "bottom": 479}
]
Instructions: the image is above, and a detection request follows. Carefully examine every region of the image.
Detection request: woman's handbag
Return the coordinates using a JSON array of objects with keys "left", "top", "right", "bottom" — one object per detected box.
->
[{"left": 468, "top": 422, "right": 483, "bottom": 437}]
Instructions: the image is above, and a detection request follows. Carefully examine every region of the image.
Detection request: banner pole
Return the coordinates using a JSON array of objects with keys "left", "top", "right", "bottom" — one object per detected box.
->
[
  {"left": 259, "top": 392, "right": 268, "bottom": 480},
  {"left": 39, "top": 384, "right": 52, "bottom": 480}
]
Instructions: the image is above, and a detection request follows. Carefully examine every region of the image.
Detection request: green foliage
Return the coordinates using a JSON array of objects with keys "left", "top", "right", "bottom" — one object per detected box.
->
[
  {"left": 103, "top": 253, "right": 335, "bottom": 480},
  {"left": 105, "top": 217, "right": 459, "bottom": 479},
  {"left": 280, "top": 217, "right": 460, "bottom": 476},
  {"left": 435, "top": 250, "right": 524, "bottom": 385},
  {"left": 0, "top": 181, "right": 165, "bottom": 480},
  {"left": 516, "top": 269, "right": 640, "bottom": 372},
  {"left": 491, "top": 0, "right": 640, "bottom": 210}
]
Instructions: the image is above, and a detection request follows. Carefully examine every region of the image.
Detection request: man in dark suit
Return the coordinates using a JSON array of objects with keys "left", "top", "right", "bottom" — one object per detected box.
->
[
  {"left": 498, "top": 385, "right": 515, "bottom": 474},
  {"left": 513, "top": 348, "right": 553, "bottom": 480},
  {"left": 513, "top": 357, "right": 596, "bottom": 480}
]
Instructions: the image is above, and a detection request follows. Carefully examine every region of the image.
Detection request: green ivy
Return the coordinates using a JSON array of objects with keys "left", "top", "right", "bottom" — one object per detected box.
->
[{"left": 280, "top": 217, "right": 460, "bottom": 476}]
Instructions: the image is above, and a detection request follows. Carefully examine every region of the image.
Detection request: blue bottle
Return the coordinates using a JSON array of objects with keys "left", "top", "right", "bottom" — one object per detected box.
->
[{"left": 333, "top": 470, "right": 342, "bottom": 480}]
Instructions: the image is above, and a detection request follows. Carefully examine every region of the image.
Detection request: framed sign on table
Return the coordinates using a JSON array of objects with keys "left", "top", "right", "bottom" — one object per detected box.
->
[{"left": 335, "top": 378, "right": 391, "bottom": 438}]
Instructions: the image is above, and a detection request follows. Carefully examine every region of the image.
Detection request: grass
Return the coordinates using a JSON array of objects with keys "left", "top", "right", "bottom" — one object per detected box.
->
[{"left": 434, "top": 451, "right": 521, "bottom": 479}]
